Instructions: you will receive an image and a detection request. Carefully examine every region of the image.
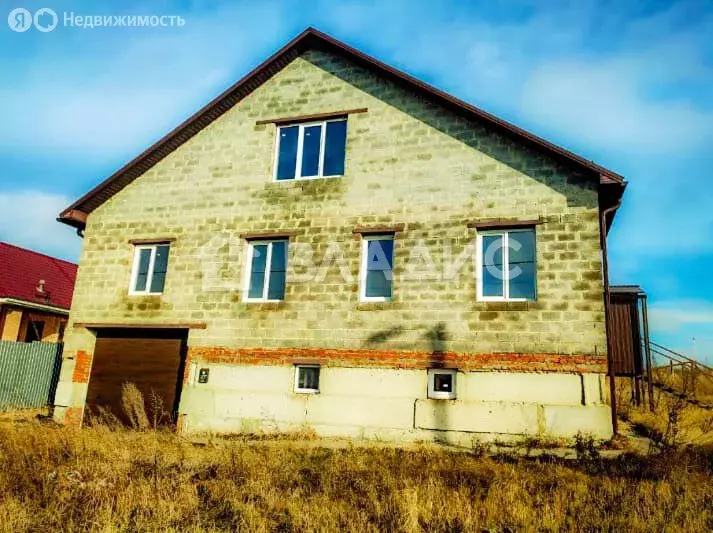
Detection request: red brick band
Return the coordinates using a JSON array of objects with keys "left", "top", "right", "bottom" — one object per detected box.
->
[
  {"left": 187, "top": 347, "right": 607, "bottom": 373},
  {"left": 62, "top": 407, "right": 84, "bottom": 428},
  {"left": 71, "top": 350, "right": 93, "bottom": 384}
]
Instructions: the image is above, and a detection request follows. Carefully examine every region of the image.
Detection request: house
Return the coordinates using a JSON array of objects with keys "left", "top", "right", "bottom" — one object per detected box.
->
[
  {"left": 52, "top": 28, "right": 626, "bottom": 442},
  {"left": 0, "top": 242, "right": 77, "bottom": 344}
]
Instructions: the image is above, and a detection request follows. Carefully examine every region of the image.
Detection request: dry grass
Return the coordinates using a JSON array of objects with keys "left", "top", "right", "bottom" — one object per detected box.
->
[
  {"left": 0, "top": 415, "right": 711, "bottom": 532},
  {"left": 617, "top": 373, "right": 713, "bottom": 447},
  {"left": 653, "top": 366, "right": 713, "bottom": 405},
  {"left": 626, "top": 398, "right": 713, "bottom": 447}
]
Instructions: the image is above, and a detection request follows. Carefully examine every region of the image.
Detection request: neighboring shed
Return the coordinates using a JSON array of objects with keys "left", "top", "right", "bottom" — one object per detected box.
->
[
  {"left": 0, "top": 242, "right": 77, "bottom": 343},
  {"left": 609, "top": 285, "right": 653, "bottom": 407},
  {"left": 0, "top": 243, "right": 77, "bottom": 410}
]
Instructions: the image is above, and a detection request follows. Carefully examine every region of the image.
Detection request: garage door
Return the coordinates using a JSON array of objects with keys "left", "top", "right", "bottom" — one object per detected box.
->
[{"left": 85, "top": 329, "right": 186, "bottom": 426}]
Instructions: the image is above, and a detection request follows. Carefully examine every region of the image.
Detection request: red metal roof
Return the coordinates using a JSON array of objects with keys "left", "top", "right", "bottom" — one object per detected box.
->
[{"left": 0, "top": 242, "right": 77, "bottom": 311}]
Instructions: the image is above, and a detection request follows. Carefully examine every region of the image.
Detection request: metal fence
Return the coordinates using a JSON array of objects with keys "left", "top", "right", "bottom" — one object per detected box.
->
[{"left": 0, "top": 340, "right": 63, "bottom": 410}]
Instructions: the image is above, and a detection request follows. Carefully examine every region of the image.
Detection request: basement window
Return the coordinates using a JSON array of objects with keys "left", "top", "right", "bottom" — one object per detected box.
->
[
  {"left": 244, "top": 239, "right": 288, "bottom": 302},
  {"left": 428, "top": 369, "right": 457, "bottom": 400},
  {"left": 274, "top": 118, "right": 347, "bottom": 180},
  {"left": 476, "top": 229, "right": 536, "bottom": 301},
  {"left": 129, "top": 243, "right": 170, "bottom": 295},
  {"left": 294, "top": 365, "right": 320, "bottom": 394}
]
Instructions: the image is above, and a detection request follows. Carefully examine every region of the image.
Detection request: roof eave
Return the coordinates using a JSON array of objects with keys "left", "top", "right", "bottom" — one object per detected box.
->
[
  {"left": 600, "top": 178, "right": 627, "bottom": 234},
  {"left": 0, "top": 297, "right": 71, "bottom": 315},
  {"left": 57, "top": 209, "right": 88, "bottom": 230}
]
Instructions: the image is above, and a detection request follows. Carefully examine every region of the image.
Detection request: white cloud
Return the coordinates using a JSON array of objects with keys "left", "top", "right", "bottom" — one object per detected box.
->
[
  {"left": 521, "top": 59, "right": 713, "bottom": 153},
  {"left": 648, "top": 300, "right": 713, "bottom": 366},
  {"left": 0, "top": 191, "right": 81, "bottom": 262},
  {"left": 326, "top": 3, "right": 713, "bottom": 155},
  {"left": 1, "top": 85, "right": 215, "bottom": 153},
  {"left": 320, "top": 2, "right": 713, "bottom": 260},
  {"left": 649, "top": 301, "right": 713, "bottom": 333},
  {"left": 5, "top": 2, "right": 709, "bottom": 158},
  {"left": 0, "top": 2, "right": 287, "bottom": 154},
  {"left": 2, "top": 1, "right": 711, "bottom": 264}
]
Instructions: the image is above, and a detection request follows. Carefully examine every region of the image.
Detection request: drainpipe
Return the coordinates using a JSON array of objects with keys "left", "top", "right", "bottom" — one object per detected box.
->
[{"left": 600, "top": 196, "right": 622, "bottom": 435}]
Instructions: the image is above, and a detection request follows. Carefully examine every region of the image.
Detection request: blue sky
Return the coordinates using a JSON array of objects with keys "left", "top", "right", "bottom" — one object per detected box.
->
[{"left": 1, "top": 0, "right": 712, "bottom": 362}]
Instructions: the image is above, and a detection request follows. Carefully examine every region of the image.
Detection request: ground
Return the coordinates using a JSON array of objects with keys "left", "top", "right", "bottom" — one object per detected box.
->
[
  {"left": 617, "top": 370, "right": 713, "bottom": 447},
  {"left": 0, "top": 410, "right": 712, "bottom": 532}
]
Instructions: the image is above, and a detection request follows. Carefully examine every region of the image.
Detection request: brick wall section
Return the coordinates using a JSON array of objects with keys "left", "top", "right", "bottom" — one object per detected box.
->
[
  {"left": 176, "top": 413, "right": 186, "bottom": 433},
  {"left": 61, "top": 48, "right": 607, "bottom": 376},
  {"left": 63, "top": 407, "right": 84, "bottom": 428},
  {"left": 188, "top": 346, "right": 607, "bottom": 373},
  {"left": 182, "top": 353, "right": 192, "bottom": 385},
  {"left": 71, "top": 350, "right": 92, "bottom": 384}
]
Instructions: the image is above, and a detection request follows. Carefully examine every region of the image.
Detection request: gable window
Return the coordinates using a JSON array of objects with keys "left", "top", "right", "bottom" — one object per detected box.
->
[
  {"left": 428, "top": 369, "right": 457, "bottom": 400},
  {"left": 130, "top": 244, "right": 170, "bottom": 295},
  {"left": 275, "top": 118, "right": 347, "bottom": 180},
  {"left": 360, "top": 234, "right": 394, "bottom": 302},
  {"left": 476, "top": 228, "right": 536, "bottom": 301},
  {"left": 294, "top": 365, "right": 320, "bottom": 394},
  {"left": 244, "top": 239, "right": 288, "bottom": 302}
]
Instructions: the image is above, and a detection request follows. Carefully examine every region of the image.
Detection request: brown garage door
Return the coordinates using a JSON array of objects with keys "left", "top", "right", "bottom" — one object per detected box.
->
[{"left": 85, "top": 329, "right": 186, "bottom": 426}]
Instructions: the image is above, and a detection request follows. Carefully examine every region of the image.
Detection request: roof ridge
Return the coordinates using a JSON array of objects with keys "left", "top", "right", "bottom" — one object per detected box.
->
[
  {"left": 0, "top": 241, "right": 77, "bottom": 268},
  {"left": 58, "top": 26, "right": 625, "bottom": 229}
]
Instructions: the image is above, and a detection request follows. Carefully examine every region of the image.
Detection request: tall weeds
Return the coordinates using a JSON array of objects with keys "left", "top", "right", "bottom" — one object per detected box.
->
[
  {"left": 0, "top": 416, "right": 711, "bottom": 532},
  {"left": 120, "top": 382, "right": 150, "bottom": 430},
  {"left": 617, "top": 377, "right": 713, "bottom": 447}
]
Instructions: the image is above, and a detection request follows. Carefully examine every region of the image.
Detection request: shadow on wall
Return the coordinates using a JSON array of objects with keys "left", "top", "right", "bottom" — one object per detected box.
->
[
  {"left": 426, "top": 322, "right": 451, "bottom": 440},
  {"left": 364, "top": 326, "right": 405, "bottom": 347},
  {"left": 307, "top": 50, "right": 597, "bottom": 209},
  {"left": 366, "top": 322, "right": 452, "bottom": 437}
]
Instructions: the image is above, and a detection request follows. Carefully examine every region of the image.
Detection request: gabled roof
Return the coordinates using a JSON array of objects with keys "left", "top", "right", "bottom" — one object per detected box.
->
[
  {"left": 58, "top": 27, "right": 626, "bottom": 230},
  {"left": 0, "top": 242, "right": 77, "bottom": 311}
]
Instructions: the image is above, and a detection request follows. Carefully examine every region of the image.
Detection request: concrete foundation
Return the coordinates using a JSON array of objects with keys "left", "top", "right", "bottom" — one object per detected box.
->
[{"left": 177, "top": 363, "right": 612, "bottom": 442}]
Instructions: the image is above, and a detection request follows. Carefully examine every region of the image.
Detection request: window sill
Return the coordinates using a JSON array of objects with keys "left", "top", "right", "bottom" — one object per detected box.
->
[
  {"left": 477, "top": 297, "right": 533, "bottom": 303},
  {"left": 273, "top": 175, "right": 343, "bottom": 183},
  {"left": 266, "top": 176, "right": 347, "bottom": 192},
  {"left": 360, "top": 296, "right": 392, "bottom": 302},
  {"left": 294, "top": 389, "right": 320, "bottom": 395}
]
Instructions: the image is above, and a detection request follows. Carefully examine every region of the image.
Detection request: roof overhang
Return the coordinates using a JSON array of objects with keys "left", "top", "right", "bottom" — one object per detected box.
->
[
  {"left": 0, "top": 297, "right": 70, "bottom": 315},
  {"left": 610, "top": 285, "right": 645, "bottom": 295},
  {"left": 58, "top": 27, "right": 626, "bottom": 231},
  {"left": 599, "top": 176, "right": 627, "bottom": 234},
  {"left": 57, "top": 209, "right": 88, "bottom": 230}
]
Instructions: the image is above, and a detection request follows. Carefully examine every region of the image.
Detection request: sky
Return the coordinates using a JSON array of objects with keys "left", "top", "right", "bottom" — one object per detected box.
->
[{"left": 1, "top": 0, "right": 712, "bottom": 362}]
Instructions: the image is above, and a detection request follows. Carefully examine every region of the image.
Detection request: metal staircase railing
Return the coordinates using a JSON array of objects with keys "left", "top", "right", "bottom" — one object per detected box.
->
[{"left": 647, "top": 341, "right": 713, "bottom": 409}]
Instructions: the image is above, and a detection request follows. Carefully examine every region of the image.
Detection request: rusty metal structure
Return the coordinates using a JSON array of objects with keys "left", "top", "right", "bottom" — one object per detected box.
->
[{"left": 609, "top": 285, "right": 654, "bottom": 410}]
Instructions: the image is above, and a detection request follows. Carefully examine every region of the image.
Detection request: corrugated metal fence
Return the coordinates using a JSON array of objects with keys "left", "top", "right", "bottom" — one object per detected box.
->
[{"left": 0, "top": 340, "right": 63, "bottom": 410}]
